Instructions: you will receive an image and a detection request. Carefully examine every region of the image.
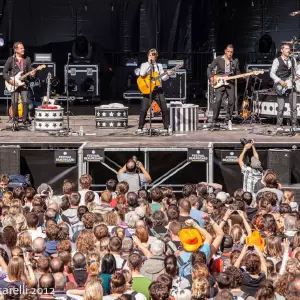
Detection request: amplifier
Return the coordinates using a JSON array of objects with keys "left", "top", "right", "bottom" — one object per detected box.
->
[
  {"left": 163, "top": 69, "right": 187, "bottom": 102},
  {"left": 0, "top": 65, "right": 11, "bottom": 100},
  {"left": 65, "top": 64, "right": 99, "bottom": 97}
]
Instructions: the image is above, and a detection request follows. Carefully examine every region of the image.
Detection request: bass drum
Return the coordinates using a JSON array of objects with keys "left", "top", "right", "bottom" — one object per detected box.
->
[{"left": 295, "top": 63, "right": 300, "bottom": 93}]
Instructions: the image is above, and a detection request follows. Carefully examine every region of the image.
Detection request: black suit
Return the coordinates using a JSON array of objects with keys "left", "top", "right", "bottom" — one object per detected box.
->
[
  {"left": 3, "top": 56, "right": 32, "bottom": 122},
  {"left": 207, "top": 56, "right": 241, "bottom": 122}
]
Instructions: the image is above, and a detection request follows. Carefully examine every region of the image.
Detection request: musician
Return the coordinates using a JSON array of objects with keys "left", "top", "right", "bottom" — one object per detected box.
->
[
  {"left": 207, "top": 44, "right": 241, "bottom": 129},
  {"left": 270, "top": 43, "right": 297, "bottom": 128},
  {"left": 3, "top": 42, "right": 36, "bottom": 129},
  {"left": 137, "top": 48, "right": 172, "bottom": 134}
]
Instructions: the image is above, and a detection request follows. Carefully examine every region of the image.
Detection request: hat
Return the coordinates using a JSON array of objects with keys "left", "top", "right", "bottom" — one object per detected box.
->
[
  {"left": 245, "top": 230, "right": 264, "bottom": 251},
  {"left": 150, "top": 240, "right": 165, "bottom": 256},
  {"left": 216, "top": 192, "right": 229, "bottom": 203},
  {"left": 178, "top": 228, "right": 204, "bottom": 252}
]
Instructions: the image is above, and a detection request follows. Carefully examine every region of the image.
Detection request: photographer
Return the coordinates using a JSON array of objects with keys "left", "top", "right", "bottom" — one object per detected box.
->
[
  {"left": 238, "top": 140, "right": 263, "bottom": 196},
  {"left": 117, "top": 158, "right": 152, "bottom": 193}
]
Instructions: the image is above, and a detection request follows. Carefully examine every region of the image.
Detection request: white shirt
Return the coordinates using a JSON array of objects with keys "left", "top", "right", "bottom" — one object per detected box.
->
[
  {"left": 139, "top": 62, "right": 169, "bottom": 87},
  {"left": 79, "top": 189, "right": 101, "bottom": 206},
  {"left": 27, "top": 229, "right": 46, "bottom": 242}
]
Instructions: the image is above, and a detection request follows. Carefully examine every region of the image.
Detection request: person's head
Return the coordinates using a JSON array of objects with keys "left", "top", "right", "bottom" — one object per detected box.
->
[
  {"left": 13, "top": 186, "right": 25, "bottom": 202},
  {"left": 13, "top": 42, "right": 25, "bottom": 56},
  {"left": 156, "top": 273, "right": 173, "bottom": 292},
  {"left": 2, "top": 191, "right": 13, "bottom": 206},
  {"left": 215, "top": 272, "right": 231, "bottom": 290},
  {"left": 286, "top": 258, "right": 300, "bottom": 276},
  {"left": 150, "top": 188, "right": 163, "bottom": 204},
  {"left": 262, "top": 213, "right": 277, "bottom": 234},
  {"left": 191, "top": 277, "right": 210, "bottom": 299},
  {"left": 191, "top": 252, "right": 207, "bottom": 266},
  {"left": 72, "top": 252, "right": 86, "bottom": 269},
  {"left": 281, "top": 43, "right": 291, "bottom": 57},
  {"left": 128, "top": 253, "right": 143, "bottom": 271},
  {"left": 26, "top": 212, "right": 39, "bottom": 229},
  {"left": 264, "top": 172, "right": 278, "bottom": 188},
  {"left": 109, "top": 236, "right": 122, "bottom": 253},
  {"left": 169, "top": 221, "right": 182, "bottom": 238},
  {"left": 230, "top": 224, "right": 243, "bottom": 245},
  {"left": 37, "top": 256, "right": 50, "bottom": 273},
  {"left": 220, "top": 235, "right": 233, "bottom": 253},
  {"left": 230, "top": 250, "right": 241, "bottom": 266},
  {"left": 79, "top": 174, "right": 92, "bottom": 189},
  {"left": 206, "top": 198, "right": 218, "bottom": 214},
  {"left": 224, "top": 44, "right": 234, "bottom": 59},
  {"left": 0, "top": 174, "right": 9, "bottom": 191},
  {"left": 275, "top": 273, "right": 290, "bottom": 297},
  {"left": 77, "top": 205, "right": 89, "bottom": 221},
  {"left": 135, "top": 226, "right": 149, "bottom": 243},
  {"left": 283, "top": 189, "right": 295, "bottom": 204},
  {"left": 265, "top": 236, "right": 283, "bottom": 258},
  {"left": 293, "top": 232, "right": 300, "bottom": 250},
  {"left": 84, "top": 280, "right": 103, "bottom": 300},
  {"left": 127, "top": 192, "right": 138, "bottom": 209},
  {"left": 101, "top": 253, "right": 116, "bottom": 274},
  {"left": 94, "top": 224, "right": 109, "bottom": 241},
  {"left": 164, "top": 254, "right": 178, "bottom": 278},
  {"left": 182, "top": 184, "right": 196, "bottom": 197},
  {"left": 147, "top": 48, "right": 158, "bottom": 62},
  {"left": 82, "top": 212, "right": 96, "bottom": 229},
  {"left": 149, "top": 281, "right": 169, "bottom": 300},
  {"left": 110, "top": 273, "right": 126, "bottom": 295},
  {"left": 150, "top": 240, "right": 165, "bottom": 256},
  {"left": 62, "top": 180, "right": 75, "bottom": 195},
  {"left": 46, "top": 223, "right": 60, "bottom": 241},
  {"left": 85, "top": 191, "right": 95, "bottom": 206},
  {"left": 179, "top": 199, "right": 191, "bottom": 215},
  {"left": 7, "top": 256, "right": 25, "bottom": 281},
  {"left": 225, "top": 266, "right": 243, "bottom": 289},
  {"left": 284, "top": 215, "right": 297, "bottom": 232},
  {"left": 75, "top": 230, "right": 95, "bottom": 254},
  {"left": 53, "top": 272, "right": 66, "bottom": 291},
  {"left": 244, "top": 253, "right": 261, "bottom": 275},
  {"left": 2, "top": 226, "right": 17, "bottom": 248},
  {"left": 106, "top": 179, "right": 117, "bottom": 192},
  {"left": 126, "top": 159, "right": 137, "bottom": 172},
  {"left": 69, "top": 192, "right": 81, "bottom": 206},
  {"left": 45, "top": 208, "right": 57, "bottom": 222},
  {"left": 266, "top": 259, "right": 275, "bottom": 276},
  {"left": 101, "top": 190, "right": 112, "bottom": 204},
  {"left": 125, "top": 211, "right": 139, "bottom": 228},
  {"left": 50, "top": 257, "right": 64, "bottom": 273},
  {"left": 280, "top": 203, "right": 292, "bottom": 215},
  {"left": 24, "top": 187, "right": 36, "bottom": 203},
  {"left": 39, "top": 273, "right": 55, "bottom": 294},
  {"left": 167, "top": 205, "right": 179, "bottom": 222},
  {"left": 288, "top": 275, "right": 300, "bottom": 296},
  {"left": 255, "top": 280, "right": 275, "bottom": 300},
  {"left": 242, "top": 192, "right": 253, "bottom": 206},
  {"left": 122, "top": 237, "right": 133, "bottom": 253},
  {"left": 16, "top": 231, "right": 32, "bottom": 248},
  {"left": 58, "top": 250, "right": 71, "bottom": 267},
  {"left": 138, "top": 188, "right": 149, "bottom": 200},
  {"left": 32, "top": 237, "right": 46, "bottom": 254}
]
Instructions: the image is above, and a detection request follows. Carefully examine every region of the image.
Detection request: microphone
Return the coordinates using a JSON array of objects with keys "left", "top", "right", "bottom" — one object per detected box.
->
[{"left": 68, "top": 53, "right": 71, "bottom": 57}]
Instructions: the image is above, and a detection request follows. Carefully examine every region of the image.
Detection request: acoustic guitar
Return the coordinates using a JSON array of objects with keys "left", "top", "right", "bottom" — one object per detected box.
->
[
  {"left": 137, "top": 63, "right": 183, "bottom": 95},
  {"left": 9, "top": 96, "right": 23, "bottom": 119}
]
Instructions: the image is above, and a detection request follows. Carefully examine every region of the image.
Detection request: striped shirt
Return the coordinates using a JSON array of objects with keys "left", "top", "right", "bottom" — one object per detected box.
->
[{"left": 241, "top": 164, "right": 262, "bottom": 195}]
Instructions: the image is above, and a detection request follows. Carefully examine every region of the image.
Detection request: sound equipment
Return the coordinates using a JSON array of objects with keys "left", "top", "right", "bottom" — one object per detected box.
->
[
  {"left": 163, "top": 69, "right": 187, "bottom": 102},
  {"left": 267, "top": 149, "right": 291, "bottom": 185},
  {"left": 0, "top": 145, "right": 20, "bottom": 174},
  {"left": 245, "top": 64, "right": 273, "bottom": 89}
]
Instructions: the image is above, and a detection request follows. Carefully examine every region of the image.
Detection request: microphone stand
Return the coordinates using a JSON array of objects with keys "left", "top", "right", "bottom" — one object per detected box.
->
[
  {"left": 148, "top": 60, "right": 154, "bottom": 137},
  {"left": 289, "top": 53, "right": 296, "bottom": 136},
  {"left": 65, "top": 53, "right": 71, "bottom": 134}
]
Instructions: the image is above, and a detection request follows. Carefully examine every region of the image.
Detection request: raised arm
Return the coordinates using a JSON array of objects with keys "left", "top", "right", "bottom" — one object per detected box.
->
[
  {"left": 237, "top": 210, "right": 252, "bottom": 236},
  {"left": 253, "top": 244, "right": 268, "bottom": 275},
  {"left": 185, "top": 219, "right": 213, "bottom": 245},
  {"left": 238, "top": 143, "right": 252, "bottom": 169},
  {"left": 206, "top": 216, "right": 224, "bottom": 259}
]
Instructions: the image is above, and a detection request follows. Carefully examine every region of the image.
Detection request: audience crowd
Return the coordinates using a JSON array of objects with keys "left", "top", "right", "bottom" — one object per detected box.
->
[{"left": 0, "top": 155, "right": 299, "bottom": 300}]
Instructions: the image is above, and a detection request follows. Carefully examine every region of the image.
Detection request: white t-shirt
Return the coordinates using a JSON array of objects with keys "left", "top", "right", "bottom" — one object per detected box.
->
[{"left": 27, "top": 229, "right": 46, "bottom": 242}]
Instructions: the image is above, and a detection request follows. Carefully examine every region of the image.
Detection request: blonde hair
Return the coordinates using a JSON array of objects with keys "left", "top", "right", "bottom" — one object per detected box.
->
[
  {"left": 283, "top": 189, "right": 295, "bottom": 204},
  {"left": 230, "top": 224, "right": 243, "bottom": 244},
  {"left": 192, "top": 278, "right": 210, "bottom": 299},
  {"left": 84, "top": 280, "right": 103, "bottom": 300},
  {"left": 7, "top": 257, "right": 25, "bottom": 281},
  {"left": 13, "top": 213, "right": 28, "bottom": 232},
  {"left": 2, "top": 192, "right": 13, "bottom": 206},
  {"left": 265, "top": 236, "right": 283, "bottom": 259},
  {"left": 16, "top": 231, "right": 32, "bottom": 248},
  {"left": 147, "top": 48, "right": 158, "bottom": 58}
]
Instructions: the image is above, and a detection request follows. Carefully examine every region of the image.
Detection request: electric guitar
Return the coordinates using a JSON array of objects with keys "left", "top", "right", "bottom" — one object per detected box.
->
[
  {"left": 5, "top": 64, "right": 46, "bottom": 92},
  {"left": 137, "top": 63, "right": 183, "bottom": 94},
  {"left": 212, "top": 70, "right": 264, "bottom": 89},
  {"left": 273, "top": 77, "right": 300, "bottom": 96},
  {"left": 42, "top": 73, "right": 56, "bottom": 105}
]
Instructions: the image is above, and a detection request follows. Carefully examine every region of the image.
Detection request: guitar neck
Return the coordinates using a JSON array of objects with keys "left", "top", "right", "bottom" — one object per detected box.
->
[
  {"left": 20, "top": 67, "right": 39, "bottom": 80},
  {"left": 153, "top": 65, "right": 181, "bottom": 80},
  {"left": 224, "top": 72, "right": 254, "bottom": 80}
]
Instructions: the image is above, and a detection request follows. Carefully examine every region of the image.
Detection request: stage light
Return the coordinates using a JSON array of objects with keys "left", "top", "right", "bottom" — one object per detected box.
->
[
  {"left": 0, "top": 38, "right": 4, "bottom": 47},
  {"left": 251, "top": 1, "right": 254, "bottom": 6},
  {"left": 225, "top": 1, "right": 227, "bottom": 7},
  {"left": 81, "top": 77, "right": 94, "bottom": 92}
]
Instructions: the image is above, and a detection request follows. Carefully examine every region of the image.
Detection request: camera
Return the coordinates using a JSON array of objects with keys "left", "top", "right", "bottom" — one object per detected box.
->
[
  {"left": 240, "top": 138, "right": 253, "bottom": 147},
  {"left": 248, "top": 246, "right": 254, "bottom": 251}
]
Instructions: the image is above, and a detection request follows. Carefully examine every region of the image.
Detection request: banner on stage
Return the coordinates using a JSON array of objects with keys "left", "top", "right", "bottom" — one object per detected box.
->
[
  {"left": 83, "top": 149, "right": 105, "bottom": 163},
  {"left": 54, "top": 150, "right": 77, "bottom": 164},
  {"left": 187, "top": 148, "right": 209, "bottom": 163},
  {"left": 221, "top": 150, "right": 239, "bottom": 164}
]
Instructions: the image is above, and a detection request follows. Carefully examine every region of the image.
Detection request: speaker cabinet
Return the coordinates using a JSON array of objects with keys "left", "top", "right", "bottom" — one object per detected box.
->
[
  {"left": 267, "top": 149, "right": 291, "bottom": 185},
  {"left": 0, "top": 145, "right": 20, "bottom": 174}
]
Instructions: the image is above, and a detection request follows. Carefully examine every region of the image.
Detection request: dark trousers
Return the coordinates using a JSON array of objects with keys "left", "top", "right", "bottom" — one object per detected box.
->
[
  {"left": 11, "top": 86, "right": 28, "bottom": 122},
  {"left": 276, "top": 91, "right": 297, "bottom": 126},
  {"left": 138, "top": 88, "right": 169, "bottom": 129},
  {"left": 212, "top": 83, "right": 235, "bottom": 122}
]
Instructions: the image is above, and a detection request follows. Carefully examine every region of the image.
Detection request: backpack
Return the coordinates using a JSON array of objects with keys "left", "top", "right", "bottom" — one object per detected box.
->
[
  {"left": 150, "top": 227, "right": 169, "bottom": 239},
  {"left": 178, "top": 256, "right": 192, "bottom": 278}
]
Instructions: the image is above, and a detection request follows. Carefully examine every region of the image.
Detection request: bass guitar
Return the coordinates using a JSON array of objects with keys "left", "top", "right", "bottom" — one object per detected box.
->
[
  {"left": 5, "top": 64, "right": 46, "bottom": 92},
  {"left": 212, "top": 70, "right": 264, "bottom": 89},
  {"left": 273, "top": 77, "right": 300, "bottom": 96},
  {"left": 137, "top": 63, "right": 183, "bottom": 94}
]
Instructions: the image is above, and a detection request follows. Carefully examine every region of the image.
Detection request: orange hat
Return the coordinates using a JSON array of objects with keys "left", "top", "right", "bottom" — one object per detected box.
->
[
  {"left": 245, "top": 230, "right": 265, "bottom": 251},
  {"left": 178, "top": 228, "right": 204, "bottom": 252}
]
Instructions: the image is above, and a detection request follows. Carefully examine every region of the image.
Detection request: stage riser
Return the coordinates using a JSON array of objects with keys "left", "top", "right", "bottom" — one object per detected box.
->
[
  {"left": 95, "top": 106, "right": 129, "bottom": 129},
  {"left": 256, "top": 101, "right": 300, "bottom": 118}
]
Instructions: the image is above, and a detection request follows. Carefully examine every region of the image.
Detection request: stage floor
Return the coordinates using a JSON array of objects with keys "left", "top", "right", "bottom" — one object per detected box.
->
[{"left": 0, "top": 115, "right": 299, "bottom": 147}]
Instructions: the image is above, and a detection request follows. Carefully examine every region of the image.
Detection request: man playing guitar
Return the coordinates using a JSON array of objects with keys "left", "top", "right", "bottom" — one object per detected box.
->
[
  {"left": 136, "top": 48, "right": 173, "bottom": 134},
  {"left": 3, "top": 42, "right": 36, "bottom": 130},
  {"left": 207, "top": 44, "right": 241, "bottom": 130},
  {"left": 270, "top": 43, "right": 297, "bottom": 128}
]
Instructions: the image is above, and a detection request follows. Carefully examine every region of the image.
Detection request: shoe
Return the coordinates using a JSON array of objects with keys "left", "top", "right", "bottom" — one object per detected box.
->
[
  {"left": 228, "top": 120, "right": 232, "bottom": 131},
  {"left": 23, "top": 120, "right": 31, "bottom": 126},
  {"left": 135, "top": 129, "right": 143, "bottom": 135}
]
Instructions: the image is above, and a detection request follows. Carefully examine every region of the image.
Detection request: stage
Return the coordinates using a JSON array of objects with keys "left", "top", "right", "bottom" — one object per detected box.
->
[{"left": 0, "top": 115, "right": 299, "bottom": 147}]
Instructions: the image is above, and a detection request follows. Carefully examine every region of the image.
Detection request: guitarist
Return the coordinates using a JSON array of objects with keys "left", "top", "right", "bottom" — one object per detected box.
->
[
  {"left": 207, "top": 44, "right": 241, "bottom": 130},
  {"left": 3, "top": 42, "right": 36, "bottom": 128},
  {"left": 137, "top": 48, "right": 172, "bottom": 134},
  {"left": 270, "top": 43, "right": 297, "bottom": 128}
]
